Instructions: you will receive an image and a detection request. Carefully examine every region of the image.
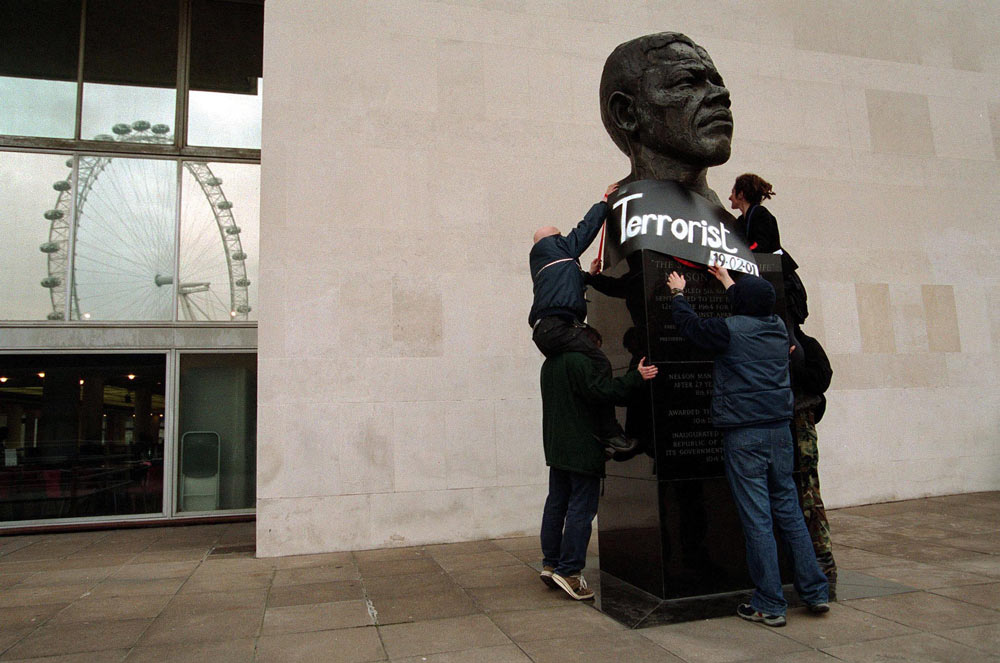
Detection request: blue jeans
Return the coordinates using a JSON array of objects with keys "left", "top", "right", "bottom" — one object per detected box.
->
[
  {"left": 540, "top": 467, "right": 600, "bottom": 576},
  {"left": 723, "top": 425, "right": 829, "bottom": 615}
]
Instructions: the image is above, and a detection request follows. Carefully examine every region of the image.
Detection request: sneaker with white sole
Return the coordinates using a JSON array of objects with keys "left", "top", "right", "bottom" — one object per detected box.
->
[
  {"left": 807, "top": 601, "right": 830, "bottom": 614},
  {"left": 736, "top": 602, "right": 786, "bottom": 627},
  {"left": 552, "top": 572, "right": 594, "bottom": 600},
  {"left": 539, "top": 565, "right": 557, "bottom": 588}
]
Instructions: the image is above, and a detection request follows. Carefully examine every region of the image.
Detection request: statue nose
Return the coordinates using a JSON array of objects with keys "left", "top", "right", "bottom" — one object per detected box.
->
[{"left": 710, "top": 86, "right": 731, "bottom": 109}]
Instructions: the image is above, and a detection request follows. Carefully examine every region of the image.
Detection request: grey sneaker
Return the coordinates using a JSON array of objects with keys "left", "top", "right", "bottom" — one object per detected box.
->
[
  {"left": 540, "top": 565, "right": 557, "bottom": 588},
  {"left": 737, "top": 603, "right": 786, "bottom": 627},
  {"left": 807, "top": 601, "right": 830, "bottom": 614},
  {"left": 552, "top": 572, "right": 594, "bottom": 600}
]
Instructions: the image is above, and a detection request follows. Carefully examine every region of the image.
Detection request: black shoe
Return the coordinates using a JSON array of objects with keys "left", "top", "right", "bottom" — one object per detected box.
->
[
  {"left": 736, "top": 603, "right": 786, "bottom": 627},
  {"left": 807, "top": 602, "right": 830, "bottom": 614},
  {"left": 599, "top": 434, "right": 638, "bottom": 458}
]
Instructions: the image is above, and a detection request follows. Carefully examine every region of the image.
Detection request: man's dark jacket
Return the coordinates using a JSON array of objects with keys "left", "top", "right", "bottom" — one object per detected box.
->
[
  {"left": 528, "top": 201, "right": 609, "bottom": 327},
  {"left": 540, "top": 352, "right": 643, "bottom": 477},
  {"left": 670, "top": 276, "right": 793, "bottom": 429},
  {"left": 791, "top": 325, "right": 833, "bottom": 422}
]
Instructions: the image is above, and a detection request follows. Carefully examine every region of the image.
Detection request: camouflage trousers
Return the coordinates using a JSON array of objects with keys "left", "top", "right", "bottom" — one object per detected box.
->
[{"left": 794, "top": 409, "right": 836, "bottom": 576}]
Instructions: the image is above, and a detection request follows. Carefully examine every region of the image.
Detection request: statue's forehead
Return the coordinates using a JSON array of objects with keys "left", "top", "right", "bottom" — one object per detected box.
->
[{"left": 646, "top": 41, "right": 716, "bottom": 70}]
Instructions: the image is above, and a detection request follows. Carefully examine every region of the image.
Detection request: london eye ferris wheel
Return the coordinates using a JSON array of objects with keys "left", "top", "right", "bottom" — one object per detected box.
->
[{"left": 41, "top": 121, "right": 252, "bottom": 322}]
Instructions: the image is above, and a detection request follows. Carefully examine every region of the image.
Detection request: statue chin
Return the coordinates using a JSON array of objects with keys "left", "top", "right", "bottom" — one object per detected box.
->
[
  {"left": 702, "top": 143, "right": 732, "bottom": 168},
  {"left": 631, "top": 140, "right": 732, "bottom": 180}
]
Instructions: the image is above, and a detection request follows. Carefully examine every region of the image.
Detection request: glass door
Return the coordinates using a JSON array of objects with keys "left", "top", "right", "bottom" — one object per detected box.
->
[{"left": 175, "top": 352, "right": 255, "bottom": 513}]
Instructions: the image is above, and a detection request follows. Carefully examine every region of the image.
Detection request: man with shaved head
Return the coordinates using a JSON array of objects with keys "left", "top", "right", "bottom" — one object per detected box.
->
[{"left": 529, "top": 182, "right": 639, "bottom": 456}]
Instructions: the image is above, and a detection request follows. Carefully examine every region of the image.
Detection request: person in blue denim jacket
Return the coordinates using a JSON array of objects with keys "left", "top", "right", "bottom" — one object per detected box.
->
[{"left": 666, "top": 265, "right": 829, "bottom": 627}]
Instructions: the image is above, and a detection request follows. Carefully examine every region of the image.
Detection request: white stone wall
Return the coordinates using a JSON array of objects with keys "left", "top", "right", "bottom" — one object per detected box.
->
[{"left": 257, "top": 0, "right": 1000, "bottom": 555}]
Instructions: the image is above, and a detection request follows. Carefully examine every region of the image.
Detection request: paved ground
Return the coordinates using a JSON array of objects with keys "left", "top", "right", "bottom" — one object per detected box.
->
[{"left": 0, "top": 492, "right": 998, "bottom": 662}]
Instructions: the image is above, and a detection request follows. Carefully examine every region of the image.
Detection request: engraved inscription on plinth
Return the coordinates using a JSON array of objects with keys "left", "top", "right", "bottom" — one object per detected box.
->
[{"left": 592, "top": 252, "right": 789, "bottom": 625}]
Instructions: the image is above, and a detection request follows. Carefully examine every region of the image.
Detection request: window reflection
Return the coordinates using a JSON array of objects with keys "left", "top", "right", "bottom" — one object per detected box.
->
[
  {"left": 0, "top": 0, "right": 81, "bottom": 138},
  {"left": 80, "top": 0, "right": 178, "bottom": 142},
  {"left": 187, "top": 0, "right": 263, "bottom": 148},
  {"left": 0, "top": 152, "right": 75, "bottom": 320},
  {"left": 180, "top": 162, "right": 259, "bottom": 321},
  {"left": 0, "top": 354, "right": 166, "bottom": 522},
  {"left": 70, "top": 154, "right": 177, "bottom": 320}
]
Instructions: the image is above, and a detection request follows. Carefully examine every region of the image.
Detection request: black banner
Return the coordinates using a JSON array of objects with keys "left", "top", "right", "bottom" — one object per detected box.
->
[{"left": 604, "top": 180, "right": 758, "bottom": 276}]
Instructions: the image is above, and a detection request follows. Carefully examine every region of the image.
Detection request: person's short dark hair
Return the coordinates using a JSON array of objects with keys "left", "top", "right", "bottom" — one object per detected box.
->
[
  {"left": 733, "top": 173, "right": 775, "bottom": 206},
  {"left": 600, "top": 32, "right": 710, "bottom": 156}
]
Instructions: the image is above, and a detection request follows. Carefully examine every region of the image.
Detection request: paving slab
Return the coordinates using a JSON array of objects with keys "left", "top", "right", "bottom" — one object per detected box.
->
[{"left": 0, "top": 493, "right": 997, "bottom": 663}]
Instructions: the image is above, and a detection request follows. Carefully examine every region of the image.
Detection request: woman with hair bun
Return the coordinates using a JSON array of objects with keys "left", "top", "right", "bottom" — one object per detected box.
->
[
  {"left": 728, "top": 173, "right": 807, "bottom": 325},
  {"left": 729, "top": 173, "right": 782, "bottom": 254}
]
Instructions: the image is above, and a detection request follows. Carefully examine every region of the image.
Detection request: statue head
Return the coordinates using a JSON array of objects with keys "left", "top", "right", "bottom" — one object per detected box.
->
[{"left": 600, "top": 33, "right": 733, "bottom": 188}]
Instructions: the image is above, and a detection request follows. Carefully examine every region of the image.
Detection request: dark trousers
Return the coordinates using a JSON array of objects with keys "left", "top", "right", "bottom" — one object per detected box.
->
[
  {"left": 532, "top": 316, "right": 620, "bottom": 439},
  {"left": 540, "top": 467, "right": 600, "bottom": 576}
]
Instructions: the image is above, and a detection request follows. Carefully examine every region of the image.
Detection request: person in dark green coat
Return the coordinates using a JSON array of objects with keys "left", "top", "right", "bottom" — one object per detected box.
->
[{"left": 539, "top": 337, "right": 657, "bottom": 600}]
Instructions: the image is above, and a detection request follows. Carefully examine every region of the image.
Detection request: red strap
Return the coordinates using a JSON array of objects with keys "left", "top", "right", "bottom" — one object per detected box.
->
[
  {"left": 597, "top": 221, "right": 607, "bottom": 268},
  {"left": 673, "top": 256, "right": 701, "bottom": 269}
]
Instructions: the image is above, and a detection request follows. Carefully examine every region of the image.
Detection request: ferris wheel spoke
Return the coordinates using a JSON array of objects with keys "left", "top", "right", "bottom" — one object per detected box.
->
[
  {"left": 77, "top": 244, "right": 161, "bottom": 279},
  {"left": 77, "top": 207, "right": 159, "bottom": 266},
  {"left": 73, "top": 277, "right": 154, "bottom": 293},
  {"left": 89, "top": 163, "right": 174, "bottom": 267},
  {"left": 180, "top": 295, "right": 212, "bottom": 320},
  {"left": 126, "top": 162, "right": 173, "bottom": 256},
  {"left": 113, "top": 287, "right": 168, "bottom": 317},
  {"left": 209, "top": 289, "right": 230, "bottom": 312}
]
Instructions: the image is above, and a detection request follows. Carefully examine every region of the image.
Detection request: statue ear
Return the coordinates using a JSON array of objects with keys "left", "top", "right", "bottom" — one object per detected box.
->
[{"left": 607, "top": 91, "right": 637, "bottom": 133}]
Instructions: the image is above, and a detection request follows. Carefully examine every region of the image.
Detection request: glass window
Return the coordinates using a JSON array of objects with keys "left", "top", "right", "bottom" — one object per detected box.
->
[
  {"left": 71, "top": 156, "right": 177, "bottom": 321},
  {"left": 0, "top": 152, "right": 76, "bottom": 320},
  {"left": 0, "top": 354, "right": 166, "bottom": 523},
  {"left": 80, "top": 0, "right": 178, "bottom": 143},
  {"left": 187, "top": 0, "right": 263, "bottom": 149},
  {"left": 177, "top": 353, "right": 255, "bottom": 512},
  {"left": 179, "top": 161, "right": 258, "bottom": 321},
  {"left": 0, "top": 1, "right": 81, "bottom": 138}
]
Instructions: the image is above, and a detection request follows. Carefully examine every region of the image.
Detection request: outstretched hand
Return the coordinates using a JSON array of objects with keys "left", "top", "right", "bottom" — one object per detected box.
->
[
  {"left": 708, "top": 264, "right": 735, "bottom": 290},
  {"left": 603, "top": 182, "right": 620, "bottom": 200},
  {"left": 666, "top": 271, "right": 685, "bottom": 292},
  {"left": 637, "top": 357, "right": 658, "bottom": 381}
]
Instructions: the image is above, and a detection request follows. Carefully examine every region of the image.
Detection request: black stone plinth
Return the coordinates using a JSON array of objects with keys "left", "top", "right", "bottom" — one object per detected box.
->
[{"left": 588, "top": 250, "right": 792, "bottom": 625}]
